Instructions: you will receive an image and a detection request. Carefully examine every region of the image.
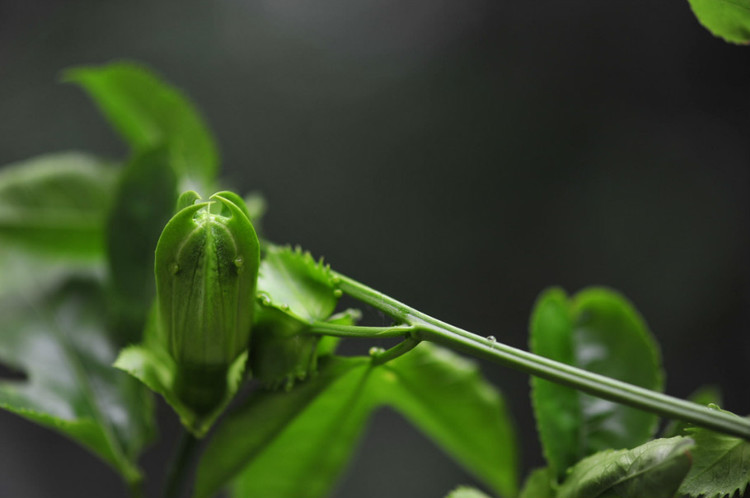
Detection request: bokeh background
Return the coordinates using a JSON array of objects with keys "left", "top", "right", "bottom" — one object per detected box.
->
[{"left": 1, "top": 0, "right": 749, "bottom": 496}]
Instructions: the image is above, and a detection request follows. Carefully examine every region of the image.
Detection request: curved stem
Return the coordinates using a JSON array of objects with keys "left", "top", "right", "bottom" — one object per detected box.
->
[
  {"left": 163, "top": 429, "right": 200, "bottom": 498},
  {"left": 334, "top": 271, "right": 750, "bottom": 440},
  {"left": 309, "top": 321, "right": 414, "bottom": 338}
]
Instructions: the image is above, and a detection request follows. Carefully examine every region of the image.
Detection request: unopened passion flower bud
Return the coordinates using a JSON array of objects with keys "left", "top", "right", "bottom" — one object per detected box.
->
[{"left": 154, "top": 192, "right": 259, "bottom": 413}]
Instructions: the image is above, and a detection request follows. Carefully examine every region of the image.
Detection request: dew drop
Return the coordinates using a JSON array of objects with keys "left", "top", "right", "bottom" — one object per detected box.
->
[
  {"left": 234, "top": 256, "right": 245, "bottom": 274},
  {"left": 333, "top": 289, "right": 343, "bottom": 298},
  {"left": 280, "top": 303, "right": 290, "bottom": 311},
  {"left": 257, "top": 292, "right": 272, "bottom": 306},
  {"left": 369, "top": 347, "right": 385, "bottom": 357},
  {"left": 486, "top": 335, "right": 497, "bottom": 349},
  {"left": 331, "top": 276, "right": 341, "bottom": 285},
  {"left": 169, "top": 263, "right": 180, "bottom": 275}
]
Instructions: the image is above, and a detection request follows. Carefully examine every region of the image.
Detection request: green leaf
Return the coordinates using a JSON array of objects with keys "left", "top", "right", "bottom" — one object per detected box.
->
[
  {"left": 679, "top": 410, "right": 750, "bottom": 498},
  {"left": 558, "top": 437, "right": 695, "bottom": 498},
  {"left": 107, "top": 147, "right": 178, "bottom": 344},
  {"left": 63, "top": 61, "right": 218, "bottom": 192},
  {"left": 256, "top": 245, "right": 340, "bottom": 323},
  {"left": 0, "top": 278, "right": 154, "bottom": 486},
  {"left": 519, "top": 468, "right": 557, "bottom": 498},
  {"left": 0, "top": 152, "right": 117, "bottom": 258},
  {"left": 687, "top": 0, "right": 750, "bottom": 44},
  {"left": 113, "top": 310, "right": 247, "bottom": 438},
  {"left": 194, "top": 356, "right": 376, "bottom": 498},
  {"left": 251, "top": 246, "right": 342, "bottom": 388},
  {"left": 445, "top": 486, "right": 493, "bottom": 498},
  {"left": 530, "top": 287, "right": 663, "bottom": 480},
  {"left": 380, "top": 343, "right": 519, "bottom": 498}
]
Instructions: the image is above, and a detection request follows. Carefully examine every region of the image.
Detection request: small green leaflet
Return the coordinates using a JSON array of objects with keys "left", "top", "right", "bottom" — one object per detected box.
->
[
  {"left": 0, "top": 152, "right": 117, "bottom": 258},
  {"left": 195, "top": 344, "right": 518, "bottom": 498},
  {"left": 0, "top": 278, "right": 154, "bottom": 486},
  {"left": 679, "top": 409, "right": 750, "bottom": 498},
  {"left": 444, "top": 486, "right": 492, "bottom": 498},
  {"left": 251, "top": 245, "right": 342, "bottom": 388},
  {"left": 63, "top": 61, "right": 219, "bottom": 192},
  {"left": 557, "top": 437, "right": 695, "bottom": 498},
  {"left": 529, "top": 287, "right": 663, "bottom": 480},
  {"left": 256, "top": 245, "right": 340, "bottom": 323},
  {"left": 687, "top": 0, "right": 750, "bottom": 44}
]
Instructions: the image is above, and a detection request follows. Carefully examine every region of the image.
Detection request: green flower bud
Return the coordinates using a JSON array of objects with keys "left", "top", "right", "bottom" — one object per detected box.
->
[{"left": 155, "top": 192, "right": 259, "bottom": 413}]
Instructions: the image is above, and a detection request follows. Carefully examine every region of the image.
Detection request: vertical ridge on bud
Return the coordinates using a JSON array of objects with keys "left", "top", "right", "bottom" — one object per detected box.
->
[{"left": 155, "top": 193, "right": 259, "bottom": 413}]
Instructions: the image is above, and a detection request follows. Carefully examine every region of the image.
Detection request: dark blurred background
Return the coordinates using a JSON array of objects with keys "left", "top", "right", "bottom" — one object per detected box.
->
[{"left": 1, "top": 0, "right": 749, "bottom": 496}]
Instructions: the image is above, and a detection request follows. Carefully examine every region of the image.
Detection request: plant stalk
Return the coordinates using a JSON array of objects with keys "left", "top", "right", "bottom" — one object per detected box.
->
[
  {"left": 335, "top": 271, "right": 750, "bottom": 440},
  {"left": 163, "top": 429, "right": 200, "bottom": 498}
]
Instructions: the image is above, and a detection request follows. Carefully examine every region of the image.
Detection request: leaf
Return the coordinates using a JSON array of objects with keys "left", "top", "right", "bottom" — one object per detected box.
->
[
  {"left": 445, "top": 486, "right": 493, "bottom": 498},
  {"left": 256, "top": 245, "right": 340, "bottom": 323},
  {"left": 194, "top": 356, "right": 376, "bottom": 498},
  {"left": 107, "top": 147, "right": 178, "bottom": 344},
  {"left": 558, "top": 437, "right": 695, "bottom": 498},
  {"left": 251, "top": 245, "right": 342, "bottom": 388},
  {"left": 519, "top": 468, "right": 557, "bottom": 498},
  {"left": 530, "top": 287, "right": 663, "bottom": 479},
  {"left": 687, "top": 0, "right": 750, "bottom": 44},
  {"left": 196, "top": 344, "right": 518, "bottom": 498},
  {"left": 113, "top": 309, "right": 247, "bottom": 438},
  {"left": 0, "top": 152, "right": 117, "bottom": 258},
  {"left": 63, "top": 61, "right": 218, "bottom": 192},
  {"left": 679, "top": 410, "right": 750, "bottom": 498},
  {"left": 380, "top": 343, "right": 519, "bottom": 498},
  {"left": 0, "top": 278, "right": 154, "bottom": 486}
]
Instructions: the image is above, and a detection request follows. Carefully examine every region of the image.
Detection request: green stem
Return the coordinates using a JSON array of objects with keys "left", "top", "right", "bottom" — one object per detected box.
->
[
  {"left": 309, "top": 321, "right": 414, "bottom": 338},
  {"left": 371, "top": 337, "right": 421, "bottom": 365},
  {"left": 334, "top": 271, "right": 750, "bottom": 440},
  {"left": 163, "top": 430, "right": 200, "bottom": 498}
]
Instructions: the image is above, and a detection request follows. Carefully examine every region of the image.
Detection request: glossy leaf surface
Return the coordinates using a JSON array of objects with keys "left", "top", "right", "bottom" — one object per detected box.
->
[
  {"left": 558, "top": 436, "right": 694, "bottom": 498},
  {"left": 0, "top": 278, "right": 154, "bottom": 485},
  {"left": 64, "top": 61, "right": 218, "bottom": 192},
  {"left": 688, "top": 0, "right": 750, "bottom": 44},
  {"left": 530, "top": 287, "right": 663, "bottom": 479},
  {"left": 0, "top": 152, "right": 116, "bottom": 258}
]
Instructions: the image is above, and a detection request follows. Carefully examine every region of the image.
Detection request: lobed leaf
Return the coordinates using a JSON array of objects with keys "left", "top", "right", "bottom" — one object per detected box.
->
[
  {"left": 63, "top": 61, "right": 218, "bottom": 192},
  {"left": 530, "top": 287, "right": 663, "bottom": 480},
  {"left": 0, "top": 152, "right": 117, "bottom": 258},
  {"left": 679, "top": 409, "right": 750, "bottom": 498},
  {"left": 557, "top": 436, "right": 695, "bottom": 498},
  {"left": 687, "top": 0, "right": 750, "bottom": 44},
  {"left": 0, "top": 278, "right": 154, "bottom": 486},
  {"left": 196, "top": 344, "right": 518, "bottom": 498}
]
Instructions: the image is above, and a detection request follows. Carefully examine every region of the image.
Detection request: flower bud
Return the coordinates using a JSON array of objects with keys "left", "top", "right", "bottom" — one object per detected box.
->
[{"left": 155, "top": 192, "right": 259, "bottom": 413}]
